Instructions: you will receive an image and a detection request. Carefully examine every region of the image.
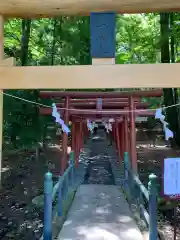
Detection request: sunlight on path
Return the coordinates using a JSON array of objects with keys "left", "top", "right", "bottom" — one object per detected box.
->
[{"left": 58, "top": 185, "right": 143, "bottom": 240}]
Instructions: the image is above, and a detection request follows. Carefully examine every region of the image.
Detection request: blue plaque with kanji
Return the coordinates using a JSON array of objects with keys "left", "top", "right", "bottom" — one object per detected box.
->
[{"left": 90, "top": 12, "right": 116, "bottom": 58}]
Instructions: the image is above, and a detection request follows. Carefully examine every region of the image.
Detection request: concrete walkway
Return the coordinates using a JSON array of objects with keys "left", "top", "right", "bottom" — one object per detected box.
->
[{"left": 58, "top": 185, "right": 143, "bottom": 240}]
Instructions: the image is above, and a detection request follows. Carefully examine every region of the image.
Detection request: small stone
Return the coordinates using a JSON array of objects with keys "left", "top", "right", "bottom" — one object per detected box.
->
[
  {"left": 20, "top": 222, "right": 26, "bottom": 229},
  {"left": 8, "top": 221, "right": 13, "bottom": 226},
  {"left": 37, "top": 223, "right": 43, "bottom": 228},
  {"left": 15, "top": 203, "right": 20, "bottom": 208}
]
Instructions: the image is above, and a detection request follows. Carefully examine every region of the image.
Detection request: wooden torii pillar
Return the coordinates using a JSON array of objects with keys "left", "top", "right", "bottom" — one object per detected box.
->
[
  {"left": 0, "top": 17, "right": 3, "bottom": 186},
  {"left": 61, "top": 96, "right": 70, "bottom": 174},
  {"left": 0, "top": 17, "right": 15, "bottom": 186}
]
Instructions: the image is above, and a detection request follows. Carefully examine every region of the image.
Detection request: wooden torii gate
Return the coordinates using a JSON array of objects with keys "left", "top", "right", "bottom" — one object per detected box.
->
[{"left": 0, "top": 1, "right": 179, "bottom": 182}]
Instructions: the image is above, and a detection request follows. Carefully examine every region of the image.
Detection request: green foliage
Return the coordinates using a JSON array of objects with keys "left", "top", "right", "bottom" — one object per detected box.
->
[
  {"left": 3, "top": 13, "right": 180, "bottom": 149},
  {"left": 116, "top": 14, "right": 160, "bottom": 64}
]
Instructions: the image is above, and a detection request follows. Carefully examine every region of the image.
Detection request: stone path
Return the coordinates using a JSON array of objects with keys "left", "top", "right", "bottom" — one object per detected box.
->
[
  {"left": 58, "top": 185, "right": 143, "bottom": 240},
  {"left": 83, "top": 133, "right": 115, "bottom": 185},
  {"left": 57, "top": 131, "right": 143, "bottom": 240}
]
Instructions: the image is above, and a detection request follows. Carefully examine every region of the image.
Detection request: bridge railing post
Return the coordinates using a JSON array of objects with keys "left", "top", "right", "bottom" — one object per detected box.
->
[
  {"left": 123, "top": 152, "right": 158, "bottom": 239},
  {"left": 43, "top": 151, "right": 76, "bottom": 238},
  {"left": 44, "top": 172, "right": 53, "bottom": 240},
  {"left": 58, "top": 151, "right": 75, "bottom": 217},
  {"left": 58, "top": 175, "right": 63, "bottom": 217},
  {"left": 70, "top": 151, "right": 75, "bottom": 186},
  {"left": 148, "top": 173, "right": 158, "bottom": 240},
  {"left": 124, "top": 152, "right": 130, "bottom": 199},
  {"left": 64, "top": 172, "right": 68, "bottom": 200}
]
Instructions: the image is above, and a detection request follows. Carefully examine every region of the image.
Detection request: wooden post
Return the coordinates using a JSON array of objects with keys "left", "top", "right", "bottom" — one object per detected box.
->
[
  {"left": 148, "top": 173, "right": 158, "bottom": 240},
  {"left": 74, "top": 121, "right": 78, "bottom": 167},
  {"left": 119, "top": 122, "right": 123, "bottom": 159},
  {"left": 111, "top": 123, "right": 114, "bottom": 144},
  {"left": 124, "top": 116, "right": 129, "bottom": 153},
  {"left": 44, "top": 172, "right": 53, "bottom": 239},
  {"left": 71, "top": 119, "right": 76, "bottom": 152},
  {"left": 79, "top": 120, "right": 83, "bottom": 151},
  {"left": 83, "top": 120, "right": 88, "bottom": 143},
  {"left": 77, "top": 121, "right": 81, "bottom": 161},
  {"left": 61, "top": 96, "right": 70, "bottom": 174},
  {"left": 124, "top": 152, "right": 130, "bottom": 198},
  {"left": 0, "top": 16, "right": 4, "bottom": 187},
  {"left": 121, "top": 121, "right": 125, "bottom": 157},
  {"left": 112, "top": 122, "right": 115, "bottom": 146},
  {"left": 129, "top": 96, "right": 137, "bottom": 173},
  {"left": 115, "top": 120, "right": 120, "bottom": 159},
  {"left": 75, "top": 121, "right": 80, "bottom": 167}
]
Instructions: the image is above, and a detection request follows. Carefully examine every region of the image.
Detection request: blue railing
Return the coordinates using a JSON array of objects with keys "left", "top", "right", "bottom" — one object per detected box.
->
[
  {"left": 123, "top": 152, "right": 158, "bottom": 240},
  {"left": 43, "top": 151, "right": 75, "bottom": 240}
]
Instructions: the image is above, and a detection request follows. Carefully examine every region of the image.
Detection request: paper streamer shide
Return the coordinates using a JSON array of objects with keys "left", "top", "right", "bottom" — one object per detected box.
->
[
  {"left": 97, "top": 98, "right": 102, "bottom": 110},
  {"left": 87, "top": 119, "right": 93, "bottom": 133},
  {"left": 155, "top": 108, "right": 173, "bottom": 140},
  {"left": 52, "top": 103, "right": 70, "bottom": 134}
]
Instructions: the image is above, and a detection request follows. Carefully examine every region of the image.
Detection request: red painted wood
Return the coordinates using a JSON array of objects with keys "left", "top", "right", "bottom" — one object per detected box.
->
[
  {"left": 115, "top": 120, "right": 121, "bottom": 159},
  {"left": 72, "top": 120, "right": 76, "bottom": 151},
  {"left": 61, "top": 96, "right": 70, "bottom": 174},
  {"left": 129, "top": 96, "right": 137, "bottom": 173},
  {"left": 79, "top": 121, "right": 83, "bottom": 151},
  {"left": 40, "top": 89, "right": 162, "bottom": 98},
  {"left": 39, "top": 108, "right": 155, "bottom": 116},
  {"left": 56, "top": 102, "right": 149, "bottom": 109},
  {"left": 55, "top": 98, "right": 141, "bottom": 103},
  {"left": 75, "top": 122, "right": 79, "bottom": 167},
  {"left": 124, "top": 116, "right": 129, "bottom": 153},
  {"left": 119, "top": 122, "right": 122, "bottom": 160},
  {"left": 121, "top": 120, "right": 125, "bottom": 157}
]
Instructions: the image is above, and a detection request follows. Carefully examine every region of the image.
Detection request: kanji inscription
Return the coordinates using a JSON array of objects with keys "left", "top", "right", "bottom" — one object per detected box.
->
[{"left": 90, "top": 12, "right": 116, "bottom": 58}]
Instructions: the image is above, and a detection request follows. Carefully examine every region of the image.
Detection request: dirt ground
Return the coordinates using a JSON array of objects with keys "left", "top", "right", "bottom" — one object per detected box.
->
[
  {"left": 0, "top": 144, "right": 62, "bottom": 240},
  {"left": 137, "top": 139, "right": 180, "bottom": 239}
]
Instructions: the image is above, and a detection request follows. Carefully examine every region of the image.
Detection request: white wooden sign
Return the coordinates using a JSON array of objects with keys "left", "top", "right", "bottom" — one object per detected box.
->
[{"left": 163, "top": 158, "right": 180, "bottom": 198}]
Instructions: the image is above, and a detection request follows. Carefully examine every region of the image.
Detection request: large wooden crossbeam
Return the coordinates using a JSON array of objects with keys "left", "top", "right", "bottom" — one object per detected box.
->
[
  {"left": 0, "top": 57, "right": 15, "bottom": 66},
  {"left": 0, "top": 63, "right": 179, "bottom": 89},
  {"left": 1, "top": 0, "right": 180, "bottom": 17}
]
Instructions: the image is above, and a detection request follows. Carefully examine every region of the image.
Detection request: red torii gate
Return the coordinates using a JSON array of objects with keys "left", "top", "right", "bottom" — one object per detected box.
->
[
  {"left": 39, "top": 90, "right": 162, "bottom": 98},
  {"left": 55, "top": 102, "right": 149, "bottom": 109},
  {"left": 39, "top": 89, "right": 162, "bottom": 174}
]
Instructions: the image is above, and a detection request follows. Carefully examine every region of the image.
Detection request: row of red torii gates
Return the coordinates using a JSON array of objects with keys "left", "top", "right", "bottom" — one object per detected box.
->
[{"left": 39, "top": 89, "right": 162, "bottom": 175}]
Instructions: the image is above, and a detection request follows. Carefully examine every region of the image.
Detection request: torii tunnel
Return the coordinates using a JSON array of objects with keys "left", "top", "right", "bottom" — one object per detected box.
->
[{"left": 39, "top": 89, "right": 162, "bottom": 175}]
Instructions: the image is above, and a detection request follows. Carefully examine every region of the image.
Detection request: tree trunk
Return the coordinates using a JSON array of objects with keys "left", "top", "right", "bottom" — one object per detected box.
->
[
  {"left": 21, "top": 19, "right": 31, "bottom": 66},
  {"left": 51, "top": 18, "right": 57, "bottom": 65},
  {"left": 160, "top": 13, "right": 180, "bottom": 145}
]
